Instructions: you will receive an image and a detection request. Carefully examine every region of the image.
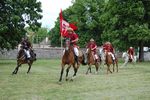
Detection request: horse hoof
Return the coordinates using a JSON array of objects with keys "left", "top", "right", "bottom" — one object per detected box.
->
[
  {"left": 71, "top": 76, "right": 76, "bottom": 81},
  {"left": 12, "top": 72, "right": 16, "bottom": 75},
  {"left": 58, "top": 81, "right": 62, "bottom": 85},
  {"left": 70, "top": 79, "right": 73, "bottom": 81},
  {"left": 27, "top": 72, "right": 30, "bottom": 74},
  {"left": 66, "top": 78, "right": 69, "bottom": 81}
]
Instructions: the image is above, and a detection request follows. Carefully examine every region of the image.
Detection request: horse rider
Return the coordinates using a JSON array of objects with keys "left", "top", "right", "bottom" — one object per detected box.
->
[
  {"left": 65, "top": 27, "right": 79, "bottom": 64},
  {"left": 20, "top": 37, "right": 32, "bottom": 60},
  {"left": 103, "top": 41, "right": 115, "bottom": 63},
  {"left": 127, "top": 46, "right": 134, "bottom": 60},
  {"left": 86, "top": 38, "right": 99, "bottom": 62}
]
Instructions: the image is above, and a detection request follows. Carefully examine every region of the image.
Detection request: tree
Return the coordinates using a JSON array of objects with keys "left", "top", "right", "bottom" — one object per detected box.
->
[
  {"left": 0, "top": 0, "right": 42, "bottom": 50},
  {"left": 50, "top": 0, "right": 105, "bottom": 47},
  {"left": 100, "top": 0, "right": 150, "bottom": 61}
]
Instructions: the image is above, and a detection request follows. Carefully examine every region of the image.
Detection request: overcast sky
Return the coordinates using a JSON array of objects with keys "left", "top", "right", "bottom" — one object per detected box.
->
[{"left": 39, "top": 0, "right": 72, "bottom": 29}]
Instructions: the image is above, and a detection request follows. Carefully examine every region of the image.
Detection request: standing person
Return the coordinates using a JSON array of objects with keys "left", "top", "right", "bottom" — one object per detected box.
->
[
  {"left": 103, "top": 41, "right": 115, "bottom": 62},
  {"left": 65, "top": 28, "right": 79, "bottom": 64},
  {"left": 86, "top": 38, "right": 98, "bottom": 62},
  {"left": 20, "top": 37, "right": 32, "bottom": 60},
  {"left": 127, "top": 46, "right": 134, "bottom": 61}
]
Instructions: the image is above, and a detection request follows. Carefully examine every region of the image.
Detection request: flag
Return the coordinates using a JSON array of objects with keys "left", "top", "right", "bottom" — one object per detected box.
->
[
  {"left": 69, "top": 23, "right": 78, "bottom": 30},
  {"left": 59, "top": 9, "right": 77, "bottom": 37}
]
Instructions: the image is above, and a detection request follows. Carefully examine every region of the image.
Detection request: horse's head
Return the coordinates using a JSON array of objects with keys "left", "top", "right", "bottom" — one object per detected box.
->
[
  {"left": 64, "top": 38, "right": 71, "bottom": 51},
  {"left": 98, "top": 47, "right": 105, "bottom": 61},
  {"left": 122, "top": 52, "right": 128, "bottom": 58},
  {"left": 30, "top": 49, "right": 36, "bottom": 61}
]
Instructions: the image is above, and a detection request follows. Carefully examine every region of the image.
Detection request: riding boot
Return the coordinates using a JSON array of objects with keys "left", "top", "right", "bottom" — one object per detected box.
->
[
  {"left": 113, "top": 59, "right": 115, "bottom": 64},
  {"left": 75, "top": 56, "right": 79, "bottom": 65},
  {"left": 27, "top": 58, "right": 30, "bottom": 63},
  {"left": 95, "top": 59, "right": 98, "bottom": 63}
]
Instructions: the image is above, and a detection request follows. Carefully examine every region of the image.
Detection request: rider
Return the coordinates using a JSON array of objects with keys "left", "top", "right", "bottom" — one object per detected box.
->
[
  {"left": 127, "top": 46, "right": 134, "bottom": 60},
  {"left": 20, "top": 37, "right": 32, "bottom": 60},
  {"left": 103, "top": 41, "right": 115, "bottom": 62},
  {"left": 86, "top": 38, "right": 98, "bottom": 62},
  {"left": 65, "top": 27, "right": 79, "bottom": 64}
]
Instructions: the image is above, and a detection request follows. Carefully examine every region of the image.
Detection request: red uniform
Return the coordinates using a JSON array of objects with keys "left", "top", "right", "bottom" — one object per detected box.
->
[
  {"left": 86, "top": 42, "right": 97, "bottom": 54},
  {"left": 128, "top": 47, "right": 134, "bottom": 58},
  {"left": 103, "top": 43, "right": 114, "bottom": 53},
  {"left": 66, "top": 33, "right": 78, "bottom": 47}
]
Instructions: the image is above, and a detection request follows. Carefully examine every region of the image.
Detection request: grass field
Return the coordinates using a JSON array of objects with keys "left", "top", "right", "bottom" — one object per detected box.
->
[{"left": 0, "top": 59, "right": 150, "bottom": 100}]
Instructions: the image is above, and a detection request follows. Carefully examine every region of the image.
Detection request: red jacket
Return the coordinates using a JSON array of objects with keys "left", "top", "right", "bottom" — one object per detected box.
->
[
  {"left": 86, "top": 42, "right": 97, "bottom": 53},
  {"left": 128, "top": 48, "right": 134, "bottom": 55},
  {"left": 103, "top": 43, "right": 114, "bottom": 53},
  {"left": 66, "top": 33, "right": 78, "bottom": 46}
]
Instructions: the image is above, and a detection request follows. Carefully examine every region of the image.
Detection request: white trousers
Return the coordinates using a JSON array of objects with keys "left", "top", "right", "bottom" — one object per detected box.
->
[
  {"left": 74, "top": 47, "right": 79, "bottom": 56},
  {"left": 108, "top": 52, "right": 115, "bottom": 60},
  {"left": 94, "top": 54, "right": 98, "bottom": 59},
  {"left": 63, "top": 47, "right": 79, "bottom": 56},
  {"left": 24, "top": 49, "right": 31, "bottom": 58}
]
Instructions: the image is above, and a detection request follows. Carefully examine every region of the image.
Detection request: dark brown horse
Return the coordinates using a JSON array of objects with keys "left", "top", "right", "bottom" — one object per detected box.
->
[
  {"left": 105, "top": 52, "right": 118, "bottom": 74},
  {"left": 12, "top": 49, "right": 36, "bottom": 74},
  {"left": 86, "top": 48, "right": 100, "bottom": 74},
  {"left": 59, "top": 38, "right": 79, "bottom": 82}
]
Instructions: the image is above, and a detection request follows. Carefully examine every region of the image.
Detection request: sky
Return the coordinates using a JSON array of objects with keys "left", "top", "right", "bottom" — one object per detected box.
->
[{"left": 39, "top": 0, "right": 73, "bottom": 29}]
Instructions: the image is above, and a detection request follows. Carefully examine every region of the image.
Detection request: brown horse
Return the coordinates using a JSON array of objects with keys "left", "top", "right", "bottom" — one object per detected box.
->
[
  {"left": 12, "top": 49, "right": 36, "bottom": 74},
  {"left": 59, "top": 38, "right": 79, "bottom": 82},
  {"left": 86, "top": 48, "right": 100, "bottom": 74},
  {"left": 105, "top": 52, "right": 118, "bottom": 74}
]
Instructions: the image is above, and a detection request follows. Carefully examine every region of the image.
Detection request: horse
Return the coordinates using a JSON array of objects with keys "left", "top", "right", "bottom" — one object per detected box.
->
[
  {"left": 12, "top": 48, "right": 36, "bottom": 74},
  {"left": 105, "top": 51, "right": 118, "bottom": 74},
  {"left": 122, "top": 52, "right": 137, "bottom": 67},
  {"left": 59, "top": 38, "right": 80, "bottom": 82},
  {"left": 86, "top": 48, "right": 100, "bottom": 74},
  {"left": 98, "top": 47, "right": 105, "bottom": 68}
]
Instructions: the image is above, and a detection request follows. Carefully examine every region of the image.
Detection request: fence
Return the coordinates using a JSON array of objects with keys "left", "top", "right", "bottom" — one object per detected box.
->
[{"left": 0, "top": 47, "right": 150, "bottom": 61}]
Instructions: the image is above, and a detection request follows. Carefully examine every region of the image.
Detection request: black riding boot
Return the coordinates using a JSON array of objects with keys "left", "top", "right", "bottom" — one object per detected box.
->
[{"left": 75, "top": 56, "right": 79, "bottom": 65}]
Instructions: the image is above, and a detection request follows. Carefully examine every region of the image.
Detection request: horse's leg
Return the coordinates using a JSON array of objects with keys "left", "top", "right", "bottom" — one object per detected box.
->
[
  {"left": 89, "top": 65, "right": 92, "bottom": 73},
  {"left": 59, "top": 63, "right": 65, "bottom": 82},
  {"left": 116, "top": 62, "right": 118, "bottom": 72},
  {"left": 71, "top": 63, "right": 79, "bottom": 81},
  {"left": 27, "top": 62, "right": 32, "bottom": 73},
  {"left": 109, "top": 65, "right": 112, "bottom": 73},
  {"left": 12, "top": 62, "right": 21, "bottom": 74},
  {"left": 95, "top": 62, "right": 99, "bottom": 74},
  {"left": 86, "top": 64, "right": 91, "bottom": 74},
  {"left": 66, "top": 65, "right": 71, "bottom": 81},
  {"left": 107, "top": 64, "right": 112, "bottom": 74},
  {"left": 113, "top": 63, "right": 115, "bottom": 72}
]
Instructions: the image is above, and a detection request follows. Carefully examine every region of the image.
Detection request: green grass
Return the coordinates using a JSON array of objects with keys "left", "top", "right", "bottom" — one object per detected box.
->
[{"left": 0, "top": 59, "right": 150, "bottom": 100}]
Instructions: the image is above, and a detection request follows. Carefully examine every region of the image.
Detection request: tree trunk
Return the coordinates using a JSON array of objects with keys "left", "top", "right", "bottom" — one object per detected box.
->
[{"left": 139, "top": 41, "right": 144, "bottom": 62}]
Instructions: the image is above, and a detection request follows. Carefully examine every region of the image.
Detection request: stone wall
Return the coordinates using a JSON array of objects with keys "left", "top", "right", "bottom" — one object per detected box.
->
[
  {"left": 0, "top": 48, "right": 63, "bottom": 59},
  {"left": 0, "top": 48, "right": 150, "bottom": 61}
]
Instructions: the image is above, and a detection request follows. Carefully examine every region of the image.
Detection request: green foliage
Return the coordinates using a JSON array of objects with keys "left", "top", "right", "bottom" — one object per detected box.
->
[
  {"left": 101, "top": 0, "right": 150, "bottom": 51},
  {"left": 0, "top": 0, "right": 42, "bottom": 50},
  {"left": 51, "top": 0, "right": 105, "bottom": 47},
  {"left": 33, "top": 27, "right": 49, "bottom": 43},
  {"left": 50, "top": 0, "right": 150, "bottom": 60}
]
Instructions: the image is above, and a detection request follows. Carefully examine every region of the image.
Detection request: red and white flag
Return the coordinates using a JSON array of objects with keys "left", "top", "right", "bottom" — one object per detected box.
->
[{"left": 59, "top": 9, "right": 77, "bottom": 37}]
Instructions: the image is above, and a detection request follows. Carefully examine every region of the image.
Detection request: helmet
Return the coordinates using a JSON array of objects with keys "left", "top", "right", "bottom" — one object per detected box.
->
[
  {"left": 105, "top": 41, "right": 111, "bottom": 44},
  {"left": 90, "top": 38, "right": 94, "bottom": 42},
  {"left": 130, "top": 46, "right": 133, "bottom": 49},
  {"left": 67, "top": 28, "right": 74, "bottom": 32}
]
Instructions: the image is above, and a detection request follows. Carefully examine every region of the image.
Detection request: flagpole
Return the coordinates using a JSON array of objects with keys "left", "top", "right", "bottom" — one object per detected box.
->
[{"left": 61, "top": 34, "right": 63, "bottom": 58}]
